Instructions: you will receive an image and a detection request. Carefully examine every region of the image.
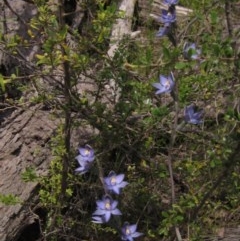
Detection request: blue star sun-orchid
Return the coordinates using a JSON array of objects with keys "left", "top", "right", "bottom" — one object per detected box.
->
[
  {"left": 163, "top": 0, "right": 179, "bottom": 5},
  {"left": 121, "top": 222, "right": 143, "bottom": 241},
  {"left": 183, "top": 42, "right": 201, "bottom": 60},
  {"left": 160, "top": 9, "right": 176, "bottom": 25},
  {"left": 75, "top": 145, "right": 95, "bottom": 174},
  {"left": 184, "top": 104, "right": 203, "bottom": 124},
  {"left": 152, "top": 72, "right": 175, "bottom": 95},
  {"left": 104, "top": 171, "right": 128, "bottom": 195},
  {"left": 77, "top": 145, "right": 95, "bottom": 162},
  {"left": 92, "top": 195, "right": 122, "bottom": 223},
  {"left": 156, "top": 25, "right": 170, "bottom": 37}
]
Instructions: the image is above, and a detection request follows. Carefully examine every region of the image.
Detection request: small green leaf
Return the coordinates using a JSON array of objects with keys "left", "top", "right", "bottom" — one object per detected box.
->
[
  {"left": 163, "top": 45, "right": 170, "bottom": 59},
  {"left": 21, "top": 167, "right": 38, "bottom": 182},
  {"left": 0, "top": 74, "right": 5, "bottom": 91},
  {"left": 175, "top": 62, "right": 188, "bottom": 70},
  {"left": 11, "top": 73, "right": 17, "bottom": 80},
  {"left": 0, "top": 74, "right": 11, "bottom": 91}
]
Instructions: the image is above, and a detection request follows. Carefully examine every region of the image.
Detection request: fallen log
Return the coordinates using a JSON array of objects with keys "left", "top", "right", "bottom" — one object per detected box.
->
[{"left": 0, "top": 105, "right": 55, "bottom": 241}]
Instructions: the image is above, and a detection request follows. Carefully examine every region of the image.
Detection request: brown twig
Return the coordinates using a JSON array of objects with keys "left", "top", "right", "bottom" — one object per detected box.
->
[
  {"left": 58, "top": 0, "right": 72, "bottom": 206},
  {"left": 225, "top": 1, "right": 232, "bottom": 37},
  {"left": 167, "top": 75, "right": 182, "bottom": 241}
]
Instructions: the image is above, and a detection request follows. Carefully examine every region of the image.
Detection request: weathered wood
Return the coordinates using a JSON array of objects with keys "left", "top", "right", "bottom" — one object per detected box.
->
[
  {"left": 108, "top": 0, "right": 138, "bottom": 56},
  {"left": 104, "top": 0, "right": 138, "bottom": 106},
  {"left": 138, "top": 0, "right": 193, "bottom": 22},
  {"left": 202, "top": 226, "right": 240, "bottom": 241},
  {"left": 0, "top": 106, "right": 56, "bottom": 241}
]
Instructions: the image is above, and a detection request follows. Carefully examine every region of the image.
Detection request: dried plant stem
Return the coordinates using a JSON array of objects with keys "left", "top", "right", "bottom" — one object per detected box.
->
[
  {"left": 59, "top": 0, "right": 72, "bottom": 205},
  {"left": 167, "top": 81, "right": 182, "bottom": 241},
  {"left": 225, "top": 1, "right": 232, "bottom": 37}
]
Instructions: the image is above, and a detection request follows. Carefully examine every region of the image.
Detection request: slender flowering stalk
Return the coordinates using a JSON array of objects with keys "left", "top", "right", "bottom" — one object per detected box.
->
[
  {"left": 152, "top": 72, "right": 175, "bottom": 95},
  {"left": 121, "top": 222, "right": 143, "bottom": 241},
  {"left": 184, "top": 104, "right": 203, "bottom": 124},
  {"left": 92, "top": 195, "right": 122, "bottom": 223},
  {"left": 104, "top": 171, "right": 128, "bottom": 195}
]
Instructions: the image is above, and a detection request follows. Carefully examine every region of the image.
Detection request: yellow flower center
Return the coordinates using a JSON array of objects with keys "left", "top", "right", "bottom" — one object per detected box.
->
[
  {"left": 84, "top": 149, "right": 90, "bottom": 155},
  {"left": 164, "top": 79, "right": 170, "bottom": 88},
  {"left": 110, "top": 177, "right": 116, "bottom": 185},
  {"left": 105, "top": 202, "right": 111, "bottom": 210},
  {"left": 126, "top": 228, "right": 131, "bottom": 235}
]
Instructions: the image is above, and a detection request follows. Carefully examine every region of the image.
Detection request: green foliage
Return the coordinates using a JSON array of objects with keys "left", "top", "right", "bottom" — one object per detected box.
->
[
  {"left": 21, "top": 167, "right": 38, "bottom": 182},
  {"left": 0, "top": 194, "right": 20, "bottom": 205},
  {"left": 2, "top": 0, "right": 240, "bottom": 240},
  {"left": 39, "top": 125, "right": 73, "bottom": 208},
  {"left": 92, "top": 2, "right": 118, "bottom": 44}
]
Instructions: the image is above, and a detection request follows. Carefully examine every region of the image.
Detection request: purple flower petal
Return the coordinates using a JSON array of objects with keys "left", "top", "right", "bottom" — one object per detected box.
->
[
  {"left": 161, "top": 9, "right": 176, "bottom": 24},
  {"left": 104, "top": 211, "right": 111, "bottom": 222},
  {"left": 75, "top": 145, "right": 95, "bottom": 175},
  {"left": 96, "top": 200, "right": 105, "bottom": 209},
  {"left": 131, "top": 232, "right": 143, "bottom": 238},
  {"left": 118, "top": 181, "right": 129, "bottom": 188},
  {"left": 104, "top": 171, "right": 128, "bottom": 194},
  {"left": 128, "top": 224, "right": 137, "bottom": 233},
  {"left": 112, "top": 186, "right": 121, "bottom": 194},
  {"left": 92, "top": 216, "right": 105, "bottom": 223},
  {"left": 184, "top": 105, "right": 203, "bottom": 124},
  {"left": 183, "top": 42, "right": 201, "bottom": 60},
  {"left": 152, "top": 83, "right": 163, "bottom": 89},
  {"left": 93, "top": 209, "right": 106, "bottom": 216},
  {"left": 121, "top": 222, "right": 143, "bottom": 241},
  {"left": 111, "top": 200, "right": 118, "bottom": 209},
  {"left": 153, "top": 73, "right": 175, "bottom": 95},
  {"left": 115, "top": 174, "right": 125, "bottom": 183},
  {"left": 75, "top": 155, "right": 88, "bottom": 166},
  {"left": 156, "top": 26, "right": 170, "bottom": 37},
  {"left": 93, "top": 195, "right": 121, "bottom": 223},
  {"left": 111, "top": 208, "right": 122, "bottom": 215},
  {"left": 163, "top": 0, "right": 179, "bottom": 5}
]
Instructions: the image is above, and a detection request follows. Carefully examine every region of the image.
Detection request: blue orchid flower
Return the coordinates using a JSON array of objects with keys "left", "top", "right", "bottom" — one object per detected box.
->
[
  {"left": 77, "top": 145, "right": 95, "bottom": 162},
  {"left": 75, "top": 158, "right": 92, "bottom": 174},
  {"left": 163, "top": 0, "right": 179, "bottom": 5},
  {"left": 183, "top": 42, "right": 201, "bottom": 60},
  {"left": 152, "top": 72, "right": 175, "bottom": 95},
  {"left": 121, "top": 222, "right": 143, "bottom": 241},
  {"left": 75, "top": 145, "right": 95, "bottom": 174},
  {"left": 184, "top": 104, "right": 203, "bottom": 124},
  {"left": 160, "top": 9, "right": 176, "bottom": 25},
  {"left": 156, "top": 25, "right": 170, "bottom": 37},
  {"left": 92, "top": 215, "right": 105, "bottom": 224},
  {"left": 92, "top": 195, "right": 122, "bottom": 223},
  {"left": 104, "top": 171, "right": 128, "bottom": 195}
]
